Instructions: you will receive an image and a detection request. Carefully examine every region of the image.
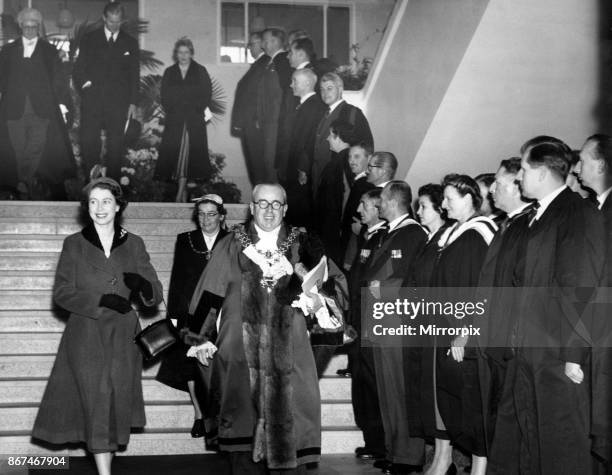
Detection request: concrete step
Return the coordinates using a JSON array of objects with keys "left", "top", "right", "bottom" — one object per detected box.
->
[
  {"left": 0, "top": 354, "right": 349, "bottom": 380},
  {"left": 0, "top": 252, "right": 174, "bottom": 272},
  {"left": 0, "top": 235, "right": 177, "bottom": 253},
  {"left": 0, "top": 271, "right": 171, "bottom": 291},
  {"left": 0, "top": 402, "right": 355, "bottom": 433},
  {"left": 0, "top": 201, "right": 249, "bottom": 221},
  {"left": 0, "top": 429, "right": 363, "bottom": 456},
  {"left": 0, "top": 377, "right": 351, "bottom": 405}
]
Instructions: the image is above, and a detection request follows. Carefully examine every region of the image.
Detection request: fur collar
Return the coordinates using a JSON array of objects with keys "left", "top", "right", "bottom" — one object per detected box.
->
[{"left": 81, "top": 222, "right": 128, "bottom": 253}]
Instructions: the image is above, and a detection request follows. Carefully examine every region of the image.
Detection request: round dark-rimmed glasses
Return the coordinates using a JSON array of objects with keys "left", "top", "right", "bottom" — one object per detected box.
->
[{"left": 252, "top": 199, "right": 285, "bottom": 210}]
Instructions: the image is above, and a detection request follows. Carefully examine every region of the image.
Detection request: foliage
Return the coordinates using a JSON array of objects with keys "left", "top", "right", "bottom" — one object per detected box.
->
[{"left": 335, "top": 42, "right": 374, "bottom": 91}]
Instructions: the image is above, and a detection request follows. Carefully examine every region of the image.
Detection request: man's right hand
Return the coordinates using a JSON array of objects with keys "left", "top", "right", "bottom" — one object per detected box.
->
[
  {"left": 195, "top": 341, "right": 218, "bottom": 366},
  {"left": 298, "top": 170, "right": 308, "bottom": 186}
]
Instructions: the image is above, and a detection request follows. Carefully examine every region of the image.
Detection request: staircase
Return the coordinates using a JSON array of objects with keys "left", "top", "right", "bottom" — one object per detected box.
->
[{"left": 0, "top": 201, "right": 362, "bottom": 456}]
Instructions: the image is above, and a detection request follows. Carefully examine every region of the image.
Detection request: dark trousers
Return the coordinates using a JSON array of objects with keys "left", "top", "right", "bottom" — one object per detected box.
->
[
  {"left": 6, "top": 97, "right": 49, "bottom": 187},
  {"left": 80, "top": 102, "right": 127, "bottom": 180},
  {"left": 242, "top": 124, "right": 266, "bottom": 186},
  {"left": 349, "top": 342, "right": 385, "bottom": 455},
  {"left": 227, "top": 452, "right": 317, "bottom": 475}
]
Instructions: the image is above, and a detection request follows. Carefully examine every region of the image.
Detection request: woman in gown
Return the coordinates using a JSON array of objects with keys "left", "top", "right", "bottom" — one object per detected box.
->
[
  {"left": 156, "top": 194, "right": 227, "bottom": 443},
  {"left": 427, "top": 175, "right": 497, "bottom": 475},
  {"left": 32, "top": 178, "right": 163, "bottom": 475},
  {"left": 155, "top": 37, "right": 213, "bottom": 202}
]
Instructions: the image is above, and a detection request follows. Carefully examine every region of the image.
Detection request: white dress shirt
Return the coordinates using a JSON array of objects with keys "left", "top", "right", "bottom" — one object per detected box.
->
[
  {"left": 387, "top": 213, "right": 410, "bottom": 233},
  {"left": 104, "top": 27, "right": 118, "bottom": 43},
  {"left": 328, "top": 99, "right": 344, "bottom": 114},
  {"left": 254, "top": 224, "right": 281, "bottom": 251},
  {"left": 22, "top": 36, "right": 38, "bottom": 58},
  {"left": 597, "top": 187, "right": 612, "bottom": 210},
  {"left": 531, "top": 185, "right": 567, "bottom": 223},
  {"left": 296, "top": 61, "right": 310, "bottom": 70},
  {"left": 202, "top": 231, "right": 219, "bottom": 251},
  {"left": 300, "top": 92, "right": 316, "bottom": 104}
]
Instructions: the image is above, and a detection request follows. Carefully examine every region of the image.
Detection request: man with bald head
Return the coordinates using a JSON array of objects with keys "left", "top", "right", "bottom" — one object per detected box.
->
[
  {"left": 284, "top": 68, "right": 327, "bottom": 226},
  {"left": 188, "top": 183, "right": 347, "bottom": 473}
]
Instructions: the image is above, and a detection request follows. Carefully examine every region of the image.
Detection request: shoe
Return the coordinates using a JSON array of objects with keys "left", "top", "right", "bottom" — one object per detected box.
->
[
  {"left": 374, "top": 459, "right": 392, "bottom": 473},
  {"left": 190, "top": 418, "right": 204, "bottom": 438},
  {"left": 390, "top": 463, "right": 423, "bottom": 474},
  {"left": 336, "top": 368, "right": 352, "bottom": 377},
  {"left": 447, "top": 463, "right": 458, "bottom": 475},
  {"left": 356, "top": 449, "right": 384, "bottom": 460}
]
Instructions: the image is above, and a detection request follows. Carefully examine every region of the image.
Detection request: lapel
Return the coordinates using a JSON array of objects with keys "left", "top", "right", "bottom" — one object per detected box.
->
[
  {"left": 81, "top": 223, "right": 129, "bottom": 273},
  {"left": 317, "top": 101, "right": 343, "bottom": 136},
  {"left": 368, "top": 218, "right": 420, "bottom": 273}
]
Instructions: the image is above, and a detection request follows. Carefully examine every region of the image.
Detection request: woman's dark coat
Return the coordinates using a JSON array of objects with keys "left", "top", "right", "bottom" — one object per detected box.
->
[{"left": 155, "top": 61, "right": 213, "bottom": 182}]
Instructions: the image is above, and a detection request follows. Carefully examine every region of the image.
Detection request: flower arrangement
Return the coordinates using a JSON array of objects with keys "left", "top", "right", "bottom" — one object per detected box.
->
[{"left": 336, "top": 42, "right": 374, "bottom": 91}]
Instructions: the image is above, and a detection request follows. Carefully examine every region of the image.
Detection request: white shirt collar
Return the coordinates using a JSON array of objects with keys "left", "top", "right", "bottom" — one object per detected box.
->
[
  {"left": 22, "top": 36, "right": 38, "bottom": 46},
  {"left": 300, "top": 91, "right": 316, "bottom": 104},
  {"left": 328, "top": 99, "right": 345, "bottom": 114},
  {"left": 598, "top": 187, "right": 612, "bottom": 210},
  {"left": 506, "top": 202, "right": 531, "bottom": 219},
  {"left": 387, "top": 213, "right": 410, "bottom": 232},
  {"left": 296, "top": 61, "right": 310, "bottom": 70},
  {"left": 367, "top": 221, "right": 386, "bottom": 236},
  {"left": 533, "top": 185, "right": 567, "bottom": 222},
  {"left": 354, "top": 171, "right": 367, "bottom": 181},
  {"left": 376, "top": 180, "right": 390, "bottom": 189},
  {"left": 22, "top": 36, "right": 38, "bottom": 58},
  {"left": 202, "top": 230, "right": 219, "bottom": 250},
  {"left": 254, "top": 223, "right": 281, "bottom": 251},
  {"left": 104, "top": 27, "right": 117, "bottom": 41},
  {"left": 254, "top": 51, "right": 265, "bottom": 61},
  {"left": 270, "top": 49, "right": 285, "bottom": 61}
]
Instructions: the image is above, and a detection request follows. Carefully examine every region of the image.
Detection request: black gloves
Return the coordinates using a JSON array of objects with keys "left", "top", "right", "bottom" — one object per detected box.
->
[
  {"left": 123, "top": 272, "right": 153, "bottom": 300},
  {"left": 99, "top": 294, "right": 132, "bottom": 314}
]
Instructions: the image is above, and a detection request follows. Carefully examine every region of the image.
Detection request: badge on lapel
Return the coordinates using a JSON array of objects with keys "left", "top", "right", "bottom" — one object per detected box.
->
[{"left": 391, "top": 249, "right": 402, "bottom": 259}]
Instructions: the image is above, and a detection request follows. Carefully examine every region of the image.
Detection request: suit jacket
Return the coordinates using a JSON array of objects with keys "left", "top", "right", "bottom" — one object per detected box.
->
[
  {"left": 231, "top": 53, "right": 269, "bottom": 133},
  {"left": 155, "top": 61, "right": 213, "bottom": 181},
  {"left": 311, "top": 101, "right": 373, "bottom": 194},
  {"left": 341, "top": 176, "right": 375, "bottom": 242},
  {"left": 364, "top": 218, "right": 427, "bottom": 287},
  {"left": 256, "top": 51, "right": 292, "bottom": 126},
  {"left": 286, "top": 93, "right": 327, "bottom": 178},
  {"left": 73, "top": 27, "right": 139, "bottom": 111},
  {"left": 515, "top": 187, "right": 605, "bottom": 364}
]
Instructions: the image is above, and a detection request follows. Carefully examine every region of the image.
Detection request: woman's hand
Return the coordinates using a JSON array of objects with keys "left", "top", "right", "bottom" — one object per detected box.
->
[{"left": 449, "top": 334, "right": 468, "bottom": 362}]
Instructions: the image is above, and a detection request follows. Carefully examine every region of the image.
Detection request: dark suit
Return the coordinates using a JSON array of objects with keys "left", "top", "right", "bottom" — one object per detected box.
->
[
  {"left": 231, "top": 53, "right": 269, "bottom": 186},
  {"left": 255, "top": 51, "right": 292, "bottom": 183},
  {"left": 0, "top": 37, "right": 74, "bottom": 195},
  {"left": 311, "top": 101, "right": 373, "bottom": 196},
  {"left": 364, "top": 218, "right": 427, "bottom": 465},
  {"left": 489, "top": 187, "right": 605, "bottom": 475},
  {"left": 73, "top": 27, "right": 139, "bottom": 180},
  {"left": 340, "top": 175, "right": 374, "bottom": 265},
  {"left": 284, "top": 93, "right": 327, "bottom": 227},
  {"left": 155, "top": 61, "right": 213, "bottom": 182}
]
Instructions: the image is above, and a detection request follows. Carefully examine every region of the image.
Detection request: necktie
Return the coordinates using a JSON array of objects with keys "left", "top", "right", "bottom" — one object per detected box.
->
[
  {"left": 108, "top": 35, "right": 115, "bottom": 45},
  {"left": 526, "top": 201, "right": 540, "bottom": 227}
]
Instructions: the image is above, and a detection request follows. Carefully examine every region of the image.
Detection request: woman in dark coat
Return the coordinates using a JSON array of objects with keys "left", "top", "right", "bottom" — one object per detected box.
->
[
  {"left": 155, "top": 37, "right": 213, "bottom": 202},
  {"left": 403, "top": 184, "right": 450, "bottom": 453},
  {"left": 32, "top": 178, "right": 163, "bottom": 475},
  {"left": 427, "top": 175, "right": 497, "bottom": 475},
  {"left": 156, "top": 194, "right": 227, "bottom": 442}
]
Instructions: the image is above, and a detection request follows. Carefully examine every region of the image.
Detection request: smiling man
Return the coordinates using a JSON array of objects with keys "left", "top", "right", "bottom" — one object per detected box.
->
[{"left": 188, "top": 183, "right": 350, "bottom": 474}]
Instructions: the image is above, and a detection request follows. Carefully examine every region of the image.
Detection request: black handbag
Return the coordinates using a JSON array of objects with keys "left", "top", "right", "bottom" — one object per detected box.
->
[{"left": 134, "top": 300, "right": 179, "bottom": 360}]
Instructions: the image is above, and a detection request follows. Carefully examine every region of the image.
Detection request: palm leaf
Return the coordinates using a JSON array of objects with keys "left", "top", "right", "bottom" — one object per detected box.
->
[{"left": 209, "top": 76, "right": 227, "bottom": 122}]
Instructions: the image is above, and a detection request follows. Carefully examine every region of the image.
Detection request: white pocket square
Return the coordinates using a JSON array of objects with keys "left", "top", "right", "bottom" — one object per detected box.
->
[{"left": 124, "top": 51, "right": 130, "bottom": 56}]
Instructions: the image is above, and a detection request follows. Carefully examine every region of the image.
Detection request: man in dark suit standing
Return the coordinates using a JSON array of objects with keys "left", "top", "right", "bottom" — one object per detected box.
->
[
  {"left": 0, "top": 7, "right": 74, "bottom": 199},
  {"left": 231, "top": 32, "right": 269, "bottom": 186},
  {"left": 284, "top": 68, "right": 326, "bottom": 227},
  {"left": 73, "top": 1, "right": 139, "bottom": 181},
  {"left": 364, "top": 181, "right": 427, "bottom": 475},
  {"left": 489, "top": 139, "right": 605, "bottom": 475},
  {"left": 256, "top": 28, "right": 292, "bottom": 184},
  {"left": 311, "top": 72, "right": 373, "bottom": 197},
  {"left": 341, "top": 142, "right": 375, "bottom": 269},
  {"left": 575, "top": 134, "right": 612, "bottom": 473}
]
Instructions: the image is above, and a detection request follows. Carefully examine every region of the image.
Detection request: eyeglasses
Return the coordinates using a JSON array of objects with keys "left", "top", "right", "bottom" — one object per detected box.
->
[
  {"left": 198, "top": 212, "right": 219, "bottom": 218},
  {"left": 252, "top": 199, "right": 285, "bottom": 210},
  {"left": 367, "top": 164, "right": 382, "bottom": 170}
]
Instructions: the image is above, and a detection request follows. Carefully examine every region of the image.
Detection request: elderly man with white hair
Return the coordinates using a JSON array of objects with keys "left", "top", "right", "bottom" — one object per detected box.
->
[
  {"left": 187, "top": 183, "right": 348, "bottom": 474},
  {"left": 0, "top": 7, "right": 74, "bottom": 199}
]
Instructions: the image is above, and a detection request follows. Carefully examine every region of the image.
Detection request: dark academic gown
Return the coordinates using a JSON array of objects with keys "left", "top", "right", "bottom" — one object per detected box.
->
[
  {"left": 431, "top": 217, "right": 496, "bottom": 457},
  {"left": 402, "top": 225, "right": 451, "bottom": 442},
  {"left": 592, "top": 192, "right": 612, "bottom": 470},
  {"left": 155, "top": 61, "right": 213, "bottom": 182},
  {"left": 284, "top": 93, "right": 327, "bottom": 228},
  {"left": 32, "top": 225, "right": 163, "bottom": 453},
  {"left": 314, "top": 148, "right": 348, "bottom": 266},
  {"left": 187, "top": 223, "right": 321, "bottom": 470},
  {"left": 0, "top": 38, "right": 75, "bottom": 191},
  {"left": 156, "top": 228, "right": 227, "bottom": 391},
  {"left": 231, "top": 53, "right": 270, "bottom": 186},
  {"left": 364, "top": 216, "right": 428, "bottom": 465},
  {"left": 311, "top": 101, "right": 373, "bottom": 197},
  {"left": 348, "top": 223, "right": 388, "bottom": 456},
  {"left": 340, "top": 175, "right": 375, "bottom": 266},
  {"left": 489, "top": 188, "right": 605, "bottom": 475},
  {"left": 256, "top": 52, "right": 292, "bottom": 183}
]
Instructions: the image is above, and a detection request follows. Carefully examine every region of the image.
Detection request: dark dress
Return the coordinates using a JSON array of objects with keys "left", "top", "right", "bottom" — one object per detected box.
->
[
  {"left": 32, "top": 224, "right": 163, "bottom": 453},
  {"left": 431, "top": 217, "right": 496, "bottom": 457},
  {"left": 156, "top": 228, "right": 227, "bottom": 391},
  {"left": 155, "top": 61, "right": 213, "bottom": 182}
]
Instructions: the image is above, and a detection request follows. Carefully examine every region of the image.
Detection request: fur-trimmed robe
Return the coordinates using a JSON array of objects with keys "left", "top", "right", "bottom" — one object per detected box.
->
[{"left": 188, "top": 222, "right": 322, "bottom": 469}]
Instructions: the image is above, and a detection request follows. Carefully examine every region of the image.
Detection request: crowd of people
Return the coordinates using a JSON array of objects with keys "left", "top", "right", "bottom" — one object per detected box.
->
[{"left": 8, "top": 2, "right": 612, "bottom": 475}]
